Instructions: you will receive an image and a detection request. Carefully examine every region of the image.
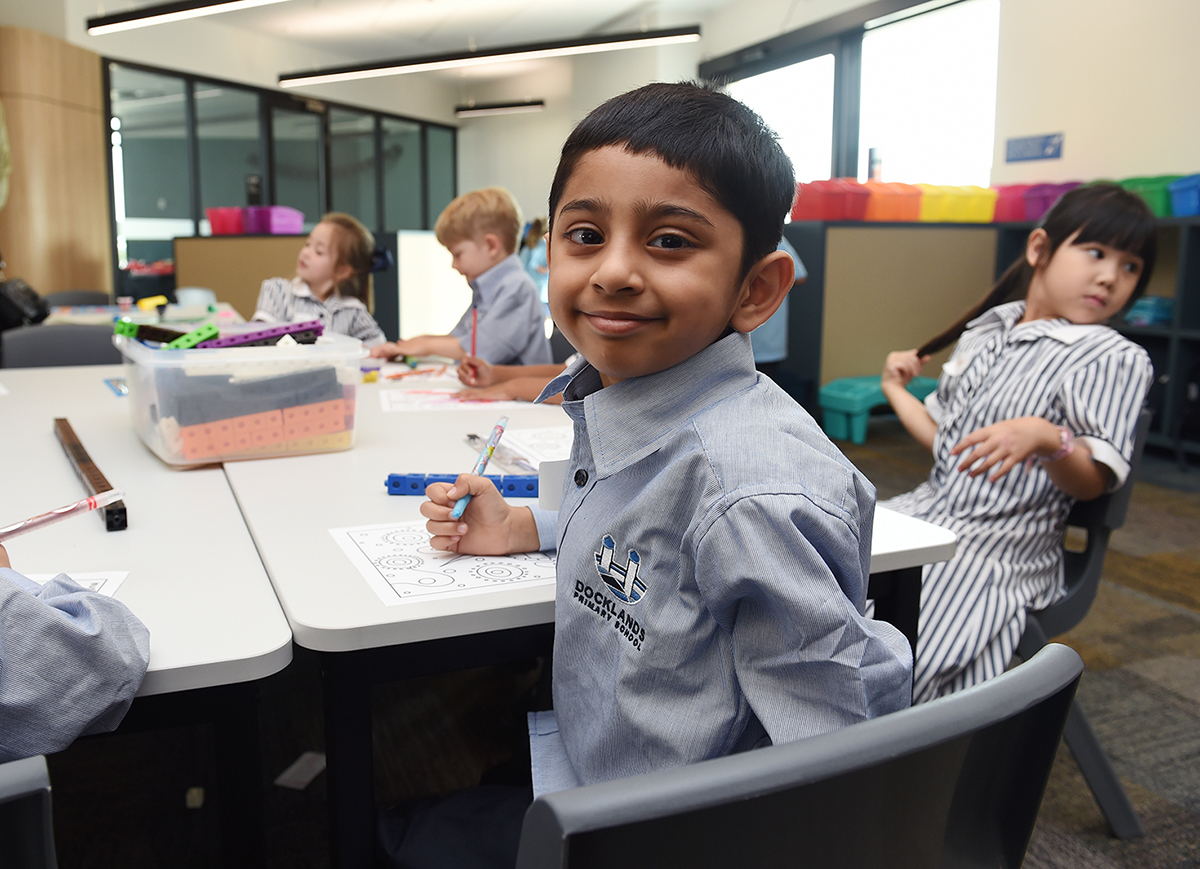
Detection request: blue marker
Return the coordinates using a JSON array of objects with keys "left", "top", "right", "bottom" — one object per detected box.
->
[{"left": 450, "top": 415, "right": 508, "bottom": 519}]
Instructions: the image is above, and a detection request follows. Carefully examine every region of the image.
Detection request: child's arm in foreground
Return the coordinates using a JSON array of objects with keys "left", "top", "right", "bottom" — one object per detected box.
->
[
  {"left": 882, "top": 350, "right": 937, "bottom": 451},
  {"left": 456, "top": 356, "right": 567, "bottom": 403},
  {"left": 369, "top": 334, "right": 466, "bottom": 360},
  {"left": 420, "top": 475, "right": 542, "bottom": 554}
]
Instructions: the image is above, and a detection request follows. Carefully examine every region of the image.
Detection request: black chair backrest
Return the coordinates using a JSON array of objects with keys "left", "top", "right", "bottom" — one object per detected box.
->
[
  {"left": 41, "top": 290, "right": 112, "bottom": 307},
  {"left": 516, "top": 644, "right": 1083, "bottom": 869},
  {"left": 0, "top": 755, "right": 58, "bottom": 868},
  {"left": 0, "top": 323, "right": 123, "bottom": 368},
  {"left": 1038, "top": 408, "right": 1152, "bottom": 638}
]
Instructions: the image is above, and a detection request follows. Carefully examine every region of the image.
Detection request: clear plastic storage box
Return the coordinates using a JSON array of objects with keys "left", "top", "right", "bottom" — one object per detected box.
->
[{"left": 113, "top": 331, "right": 365, "bottom": 467}]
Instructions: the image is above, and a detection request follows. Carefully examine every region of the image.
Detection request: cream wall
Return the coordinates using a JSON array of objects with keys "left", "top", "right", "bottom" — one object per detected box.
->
[{"left": 991, "top": 0, "right": 1200, "bottom": 185}]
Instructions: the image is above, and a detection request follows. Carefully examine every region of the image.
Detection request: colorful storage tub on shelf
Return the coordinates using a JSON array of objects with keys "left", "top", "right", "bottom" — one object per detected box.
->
[
  {"left": 917, "top": 186, "right": 998, "bottom": 222},
  {"left": 244, "top": 205, "right": 305, "bottom": 235},
  {"left": 113, "top": 329, "right": 365, "bottom": 467},
  {"left": 993, "top": 185, "right": 1033, "bottom": 222},
  {"left": 1168, "top": 175, "right": 1200, "bottom": 217},
  {"left": 1024, "top": 183, "right": 1081, "bottom": 222},
  {"left": 819, "top": 375, "right": 938, "bottom": 445},
  {"left": 1120, "top": 176, "right": 1181, "bottom": 218},
  {"left": 862, "top": 182, "right": 922, "bottom": 221},
  {"left": 791, "top": 179, "right": 870, "bottom": 221},
  {"left": 205, "top": 207, "right": 243, "bottom": 235}
]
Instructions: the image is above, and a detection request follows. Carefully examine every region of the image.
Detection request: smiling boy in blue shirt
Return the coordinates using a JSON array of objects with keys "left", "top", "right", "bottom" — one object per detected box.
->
[{"left": 422, "top": 82, "right": 912, "bottom": 793}]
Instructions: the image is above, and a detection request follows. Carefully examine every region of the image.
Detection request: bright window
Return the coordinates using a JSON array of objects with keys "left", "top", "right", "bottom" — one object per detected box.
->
[
  {"left": 727, "top": 54, "right": 836, "bottom": 184},
  {"left": 857, "top": 0, "right": 1000, "bottom": 185}
]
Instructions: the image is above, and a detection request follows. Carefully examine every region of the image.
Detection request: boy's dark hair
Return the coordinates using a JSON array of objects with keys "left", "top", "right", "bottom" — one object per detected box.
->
[
  {"left": 548, "top": 81, "right": 795, "bottom": 279},
  {"left": 919, "top": 182, "right": 1158, "bottom": 356}
]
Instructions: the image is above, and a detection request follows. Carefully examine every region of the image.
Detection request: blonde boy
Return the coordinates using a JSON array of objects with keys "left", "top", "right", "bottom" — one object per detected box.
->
[{"left": 370, "top": 187, "right": 552, "bottom": 365}]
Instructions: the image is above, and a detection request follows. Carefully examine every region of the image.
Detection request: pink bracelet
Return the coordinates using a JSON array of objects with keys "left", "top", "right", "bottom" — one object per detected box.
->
[{"left": 1040, "top": 426, "right": 1075, "bottom": 463}]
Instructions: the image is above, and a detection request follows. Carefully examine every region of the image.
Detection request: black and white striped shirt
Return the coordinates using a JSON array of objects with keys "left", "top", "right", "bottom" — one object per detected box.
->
[
  {"left": 252, "top": 277, "right": 385, "bottom": 347},
  {"left": 883, "top": 301, "right": 1152, "bottom": 702}
]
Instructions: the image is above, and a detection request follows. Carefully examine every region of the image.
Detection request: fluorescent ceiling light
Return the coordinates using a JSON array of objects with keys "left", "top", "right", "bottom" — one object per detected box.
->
[
  {"left": 279, "top": 26, "right": 701, "bottom": 88},
  {"left": 454, "top": 100, "right": 546, "bottom": 118},
  {"left": 87, "top": 0, "right": 292, "bottom": 36}
]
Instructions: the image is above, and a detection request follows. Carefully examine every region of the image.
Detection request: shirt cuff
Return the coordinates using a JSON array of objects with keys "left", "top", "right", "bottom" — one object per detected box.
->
[
  {"left": 529, "top": 507, "right": 558, "bottom": 552},
  {"left": 1080, "top": 436, "right": 1130, "bottom": 490}
]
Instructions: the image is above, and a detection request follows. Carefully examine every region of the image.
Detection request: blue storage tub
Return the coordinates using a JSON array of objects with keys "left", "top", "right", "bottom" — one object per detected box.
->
[{"left": 1168, "top": 175, "right": 1200, "bottom": 217}]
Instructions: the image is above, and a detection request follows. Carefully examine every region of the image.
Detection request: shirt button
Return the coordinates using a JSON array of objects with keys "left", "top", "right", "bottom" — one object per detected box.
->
[{"left": 574, "top": 469, "right": 589, "bottom": 487}]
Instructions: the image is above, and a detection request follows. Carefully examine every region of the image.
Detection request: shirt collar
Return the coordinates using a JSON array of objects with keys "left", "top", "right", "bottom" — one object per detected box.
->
[
  {"left": 470, "top": 254, "right": 523, "bottom": 302},
  {"left": 966, "top": 300, "right": 1106, "bottom": 345},
  {"left": 539, "top": 332, "right": 759, "bottom": 477}
]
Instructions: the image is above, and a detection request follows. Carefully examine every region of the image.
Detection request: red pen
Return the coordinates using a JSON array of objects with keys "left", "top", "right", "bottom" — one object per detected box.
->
[{"left": 470, "top": 306, "right": 478, "bottom": 357}]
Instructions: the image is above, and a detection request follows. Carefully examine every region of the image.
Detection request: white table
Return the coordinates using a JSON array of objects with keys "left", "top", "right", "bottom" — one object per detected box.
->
[
  {"left": 224, "top": 375, "right": 956, "bottom": 868},
  {"left": 0, "top": 364, "right": 292, "bottom": 867}
]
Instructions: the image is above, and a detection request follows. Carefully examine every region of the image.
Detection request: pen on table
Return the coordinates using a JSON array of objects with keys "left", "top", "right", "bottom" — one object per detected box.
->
[
  {"left": 0, "top": 489, "right": 126, "bottom": 543},
  {"left": 450, "top": 415, "right": 507, "bottom": 519}
]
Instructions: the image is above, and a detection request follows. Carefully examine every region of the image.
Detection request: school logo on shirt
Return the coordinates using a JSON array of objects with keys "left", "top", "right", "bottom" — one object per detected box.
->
[{"left": 594, "top": 534, "right": 646, "bottom": 604}]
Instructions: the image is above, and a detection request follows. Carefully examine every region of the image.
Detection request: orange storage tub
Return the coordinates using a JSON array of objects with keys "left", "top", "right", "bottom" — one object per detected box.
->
[{"left": 863, "top": 181, "right": 921, "bottom": 221}]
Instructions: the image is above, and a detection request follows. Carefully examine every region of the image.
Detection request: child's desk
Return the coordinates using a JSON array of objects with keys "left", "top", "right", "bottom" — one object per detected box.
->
[
  {"left": 0, "top": 363, "right": 292, "bottom": 868},
  {"left": 222, "top": 373, "right": 956, "bottom": 869}
]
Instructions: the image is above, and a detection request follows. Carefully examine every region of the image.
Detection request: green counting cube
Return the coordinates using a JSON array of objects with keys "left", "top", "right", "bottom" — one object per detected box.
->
[{"left": 819, "top": 375, "right": 937, "bottom": 444}]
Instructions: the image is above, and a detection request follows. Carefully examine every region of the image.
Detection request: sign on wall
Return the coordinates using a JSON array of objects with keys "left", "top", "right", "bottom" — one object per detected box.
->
[{"left": 1006, "top": 133, "right": 1064, "bottom": 163}]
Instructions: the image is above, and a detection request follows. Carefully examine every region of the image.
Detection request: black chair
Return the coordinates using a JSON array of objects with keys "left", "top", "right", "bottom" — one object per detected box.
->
[
  {"left": 0, "top": 323, "right": 123, "bottom": 368},
  {"left": 41, "top": 290, "right": 111, "bottom": 306},
  {"left": 516, "top": 643, "right": 1083, "bottom": 869},
  {"left": 0, "top": 755, "right": 58, "bottom": 868},
  {"left": 1015, "top": 408, "right": 1153, "bottom": 839}
]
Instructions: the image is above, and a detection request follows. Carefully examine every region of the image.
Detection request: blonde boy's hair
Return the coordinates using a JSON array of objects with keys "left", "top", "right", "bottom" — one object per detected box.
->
[{"left": 434, "top": 187, "right": 522, "bottom": 254}]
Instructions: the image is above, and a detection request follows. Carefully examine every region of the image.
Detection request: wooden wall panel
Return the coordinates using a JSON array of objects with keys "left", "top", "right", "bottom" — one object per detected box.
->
[
  {"left": 174, "top": 235, "right": 306, "bottom": 320},
  {"left": 0, "top": 27, "right": 112, "bottom": 296}
]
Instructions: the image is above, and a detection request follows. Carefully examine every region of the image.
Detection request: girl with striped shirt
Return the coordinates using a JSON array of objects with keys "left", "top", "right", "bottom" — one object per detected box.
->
[
  {"left": 252, "top": 212, "right": 387, "bottom": 347},
  {"left": 881, "top": 183, "right": 1156, "bottom": 703}
]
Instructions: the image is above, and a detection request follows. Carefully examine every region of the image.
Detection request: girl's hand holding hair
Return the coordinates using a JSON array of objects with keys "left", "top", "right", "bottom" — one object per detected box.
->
[
  {"left": 0, "top": 543, "right": 9, "bottom": 569},
  {"left": 882, "top": 349, "right": 930, "bottom": 391},
  {"left": 882, "top": 349, "right": 937, "bottom": 452},
  {"left": 420, "top": 476, "right": 540, "bottom": 555}
]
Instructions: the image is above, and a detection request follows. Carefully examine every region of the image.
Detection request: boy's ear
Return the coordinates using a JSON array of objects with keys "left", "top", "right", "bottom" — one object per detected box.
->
[
  {"left": 482, "top": 232, "right": 506, "bottom": 258},
  {"left": 729, "top": 249, "right": 795, "bottom": 334}
]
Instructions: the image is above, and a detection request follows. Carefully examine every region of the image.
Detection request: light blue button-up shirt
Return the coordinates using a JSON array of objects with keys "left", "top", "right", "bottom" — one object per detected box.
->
[{"left": 529, "top": 331, "right": 912, "bottom": 791}]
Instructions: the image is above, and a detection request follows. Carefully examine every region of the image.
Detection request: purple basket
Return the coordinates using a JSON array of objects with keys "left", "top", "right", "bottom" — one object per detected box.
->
[
  {"left": 244, "top": 206, "right": 305, "bottom": 235},
  {"left": 1023, "top": 183, "right": 1081, "bottom": 222}
]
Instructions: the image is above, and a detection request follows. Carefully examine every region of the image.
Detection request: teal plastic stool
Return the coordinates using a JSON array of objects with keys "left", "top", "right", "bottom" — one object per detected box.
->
[{"left": 819, "top": 375, "right": 938, "bottom": 444}]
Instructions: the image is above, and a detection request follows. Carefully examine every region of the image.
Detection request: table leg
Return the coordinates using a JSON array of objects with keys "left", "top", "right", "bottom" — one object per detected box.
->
[{"left": 867, "top": 566, "right": 921, "bottom": 657}]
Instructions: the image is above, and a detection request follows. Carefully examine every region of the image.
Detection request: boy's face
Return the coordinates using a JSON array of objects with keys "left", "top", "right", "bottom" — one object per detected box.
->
[
  {"left": 447, "top": 234, "right": 504, "bottom": 282},
  {"left": 548, "top": 146, "right": 748, "bottom": 387}
]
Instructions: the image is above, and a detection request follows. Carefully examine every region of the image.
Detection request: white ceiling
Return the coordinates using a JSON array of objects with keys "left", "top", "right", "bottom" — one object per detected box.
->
[{"left": 181, "top": 0, "right": 721, "bottom": 77}]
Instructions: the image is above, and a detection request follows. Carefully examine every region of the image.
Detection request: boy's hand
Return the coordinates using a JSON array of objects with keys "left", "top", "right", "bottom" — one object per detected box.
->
[
  {"left": 952, "top": 416, "right": 1060, "bottom": 481},
  {"left": 420, "top": 475, "right": 539, "bottom": 554},
  {"left": 882, "top": 349, "right": 929, "bottom": 390},
  {"left": 369, "top": 341, "right": 404, "bottom": 359},
  {"left": 457, "top": 355, "right": 492, "bottom": 387}
]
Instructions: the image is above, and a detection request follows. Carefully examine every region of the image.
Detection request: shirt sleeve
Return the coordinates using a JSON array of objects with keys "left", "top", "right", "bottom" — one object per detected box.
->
[
  {"left": 470, "top": 281, "right": 544, "bottom": 366},
  {"left": 0, "top": 570, "right": 151, "bottom": 762},
  {"left": 1061, "top": 343, "right": 1153, "bottom": 489},
  {"left": 252, "top": 277, "right": 293, "bottom": 323},
  {"left": 693, "top": 485, "right": 912, "bottom": 744}
]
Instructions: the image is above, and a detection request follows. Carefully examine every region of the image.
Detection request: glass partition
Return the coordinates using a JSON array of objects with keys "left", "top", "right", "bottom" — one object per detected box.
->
[
  {"left": 196, "top": 83, "right": 262, "bottom": 234},
  {"left": 271, "top": 106, "right": 323, "bottom": 231},
  {"left": 381, "top": 117, "right": 423, "bottom": 230},
  {"left": 329, "top": 109, "right": 378, "bottom": 227}
]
